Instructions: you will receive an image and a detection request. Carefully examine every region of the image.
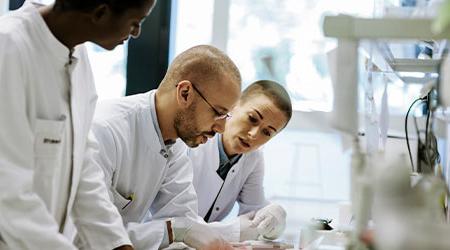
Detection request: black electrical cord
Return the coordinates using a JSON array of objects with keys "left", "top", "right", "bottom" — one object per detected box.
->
[
  {"left": 405, "top": 97, "right": 426, "bottom": 172},
  {"left": 413, "top": 103, "right": 424, "bottom": 172},
  {"left": 411, "top": 95, "right": 441, "bottom": 173},
  {"left": 424, "top": 105, "right": 433, "bottom": 170},
  {"left": 424, "top": 94, "right": 432, "bottom": 171}
]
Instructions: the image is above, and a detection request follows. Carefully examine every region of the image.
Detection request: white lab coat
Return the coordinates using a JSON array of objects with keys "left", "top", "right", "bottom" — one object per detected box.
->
[
  {"left": 90, "top": 90, "right": 200, "bottom": 250},
  {"left": 0, "top": 3, "right": 130, "bottom": 249},
  {"left": 188, "top": 135, "right": 269, "bottom": 222}
]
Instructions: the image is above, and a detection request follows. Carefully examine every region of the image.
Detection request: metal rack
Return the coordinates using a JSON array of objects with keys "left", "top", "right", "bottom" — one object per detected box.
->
[
  {"left": 322, "top": 14, "right": 450, "bottom": 250},
  {"left": 323, "top": 14, "right": 450, "bottom": 134},
  {"left": 323, "top": 15, "right": 450, "bottom": 40}
]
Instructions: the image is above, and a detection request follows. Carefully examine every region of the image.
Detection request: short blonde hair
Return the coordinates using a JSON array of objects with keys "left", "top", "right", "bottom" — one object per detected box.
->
[{"left": 241, "top": 80, "right": 292, "bottom": 125}]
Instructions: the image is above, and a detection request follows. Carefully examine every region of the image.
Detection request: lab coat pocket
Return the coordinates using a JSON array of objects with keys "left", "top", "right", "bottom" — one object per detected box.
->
[
  {"left": 111, "top": 188, "right": 133, "bottom": 211},
  {"left": 33, "top": 118, "right": 65, "bottom": 204},
  {"left": 34, "top": 118, "right": 65, "bottom": 159}
]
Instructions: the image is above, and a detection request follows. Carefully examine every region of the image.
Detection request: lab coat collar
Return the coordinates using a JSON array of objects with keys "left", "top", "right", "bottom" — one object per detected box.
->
[
  {"left": 23, "top": 1, "right": 75, "bottom": 64},
  {"left": 218, "top": 134, "right": 242, "bottom": 168},
  {"left": 148, "top": 90, "right": 173, "bottom": 156}
]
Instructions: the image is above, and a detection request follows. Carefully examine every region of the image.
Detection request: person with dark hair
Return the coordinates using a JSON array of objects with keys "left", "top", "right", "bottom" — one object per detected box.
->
[
  {"left": 0, "top": 0, "right": 155, "bottom": 249},
  {"left": 188, "top": 80, "right": 293, "bottom": 241},
  {"left": 53, "top": 0, "right": 152, "bottom": 13},
  {"left": 90, "top": 45, "right": 241, "bottom": 249}
]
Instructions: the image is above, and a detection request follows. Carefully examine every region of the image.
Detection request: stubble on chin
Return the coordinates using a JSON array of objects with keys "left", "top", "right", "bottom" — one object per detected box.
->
[{"left": 174, "top": 107, "right": 201, "bottom": 148}]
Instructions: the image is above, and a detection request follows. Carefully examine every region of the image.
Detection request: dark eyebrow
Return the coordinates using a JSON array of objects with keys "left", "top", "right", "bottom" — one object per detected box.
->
[
  {"left": 254, "top": 109, "right": 263, "bottom": 120},
  {"left": 254, "top": 109, "right": 277, "bottom": 132}
]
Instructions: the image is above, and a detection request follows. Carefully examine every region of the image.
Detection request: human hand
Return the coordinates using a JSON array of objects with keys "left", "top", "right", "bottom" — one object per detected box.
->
[
  {"left": 251, "top": 203, "right": 286, "bottom": 240},
  {"left": 239, "top": 211, "right": 259, "bottom": 241},
  {"left": 173, "top": 218, "right": 225, "bottom": 249}
]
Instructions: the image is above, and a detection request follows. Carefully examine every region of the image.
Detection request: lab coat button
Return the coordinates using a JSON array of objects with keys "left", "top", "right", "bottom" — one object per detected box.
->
[
  {"left": 215, "top": 207, "right": 219, "bottom": 211},
  {"left": 164, "top": 154, "right": 169, "bottom": 158},
  {"left": 232, "top": 169, "right": 235, "bottom": 173}
]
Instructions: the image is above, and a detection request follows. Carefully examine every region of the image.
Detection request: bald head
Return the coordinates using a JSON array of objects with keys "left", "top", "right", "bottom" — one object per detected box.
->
[
  {"left": 157, "top": 45, "right": 241, "bottom": 147},
  {"left": 160, "top": 45, "right": 241, "bottom": 91}
]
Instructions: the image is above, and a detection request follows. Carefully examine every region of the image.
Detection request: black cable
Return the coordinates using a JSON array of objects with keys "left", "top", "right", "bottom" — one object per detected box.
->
[
  {"left": 405, "top": 98, "right": 425, "bottom": 172},
  {"left": 424, "top": 94, "right": 432, "bottom": 171},
  {"left": 410, "top": 94, "right": 440, "bottom": 173},
  {"left": 413, "top": 103, "right": 424, "bottom": 172}
]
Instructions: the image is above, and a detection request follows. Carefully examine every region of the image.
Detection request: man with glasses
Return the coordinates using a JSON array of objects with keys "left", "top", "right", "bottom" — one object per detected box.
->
[{"left": 89, "top": 45, "right": 241, "bottom": 249}]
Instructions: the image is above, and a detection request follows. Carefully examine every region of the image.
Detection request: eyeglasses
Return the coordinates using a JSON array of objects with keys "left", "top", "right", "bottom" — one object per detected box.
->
[{"left": 190, "top": 83, "right": 232, "bottom": 121}]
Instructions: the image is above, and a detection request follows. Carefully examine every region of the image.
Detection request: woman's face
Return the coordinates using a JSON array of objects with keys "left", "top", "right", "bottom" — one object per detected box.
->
[{"left": 222, "top": 94, "right": 287, "bottom": 156}]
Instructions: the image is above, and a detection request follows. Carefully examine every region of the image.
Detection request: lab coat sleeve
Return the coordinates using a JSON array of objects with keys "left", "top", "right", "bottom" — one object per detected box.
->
[
  {"left": 86, "top": 122, "right": 118, "bottom": 201},
  {"left": 237, "top": 151, "right": 270, "bottom": 215},
  {"left": 89, "top": 121, "right": 165, "bottom": 250},
  {"left": 0, "top": 36, "right": 77, "bottom": 249},
  {"left": 150, "top": 145, "right": 198, "bottom": 221},
  {"left": 128, "top": 218, "right": 240, "bottom": 248},
  {"left": 71, "top": 132, "right": 132, "bottom": 250},
  {"left": 205, "top": 219, "right": 241, "bottom": 242},
  {"left": 127, "top": 145, "right": 199, "bottom": 249},
  {"left": 126, "top": 220, "right": 166, "bottom": 250}
]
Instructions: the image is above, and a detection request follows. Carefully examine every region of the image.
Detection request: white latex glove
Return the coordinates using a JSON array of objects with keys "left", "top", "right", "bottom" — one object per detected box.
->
[
  {"left": 172, "top": 217, "right": 226, "bottom": 249},
  {"left": 251, "top": 203, "right": 286, "bottom": 240},
  {"left": 239, "top": 211, "right": 260, "bottom": 241}
]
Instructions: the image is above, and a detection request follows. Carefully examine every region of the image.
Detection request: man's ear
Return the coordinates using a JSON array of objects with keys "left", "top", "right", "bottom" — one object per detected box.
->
[
  {"left": 90, "top": 4, "right": 112, "bottom": 24},
  {"left": 176, "top": 80, "right": 194, "bottom": 107}
]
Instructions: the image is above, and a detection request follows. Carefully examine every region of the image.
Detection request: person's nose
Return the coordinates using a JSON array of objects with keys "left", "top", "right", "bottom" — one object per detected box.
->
[
  {"left": 248, "top": 126, "right": 258, "bottom": 139},
  {"left": 212, "top": 119, "right": 226, "bottom": 134}
]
